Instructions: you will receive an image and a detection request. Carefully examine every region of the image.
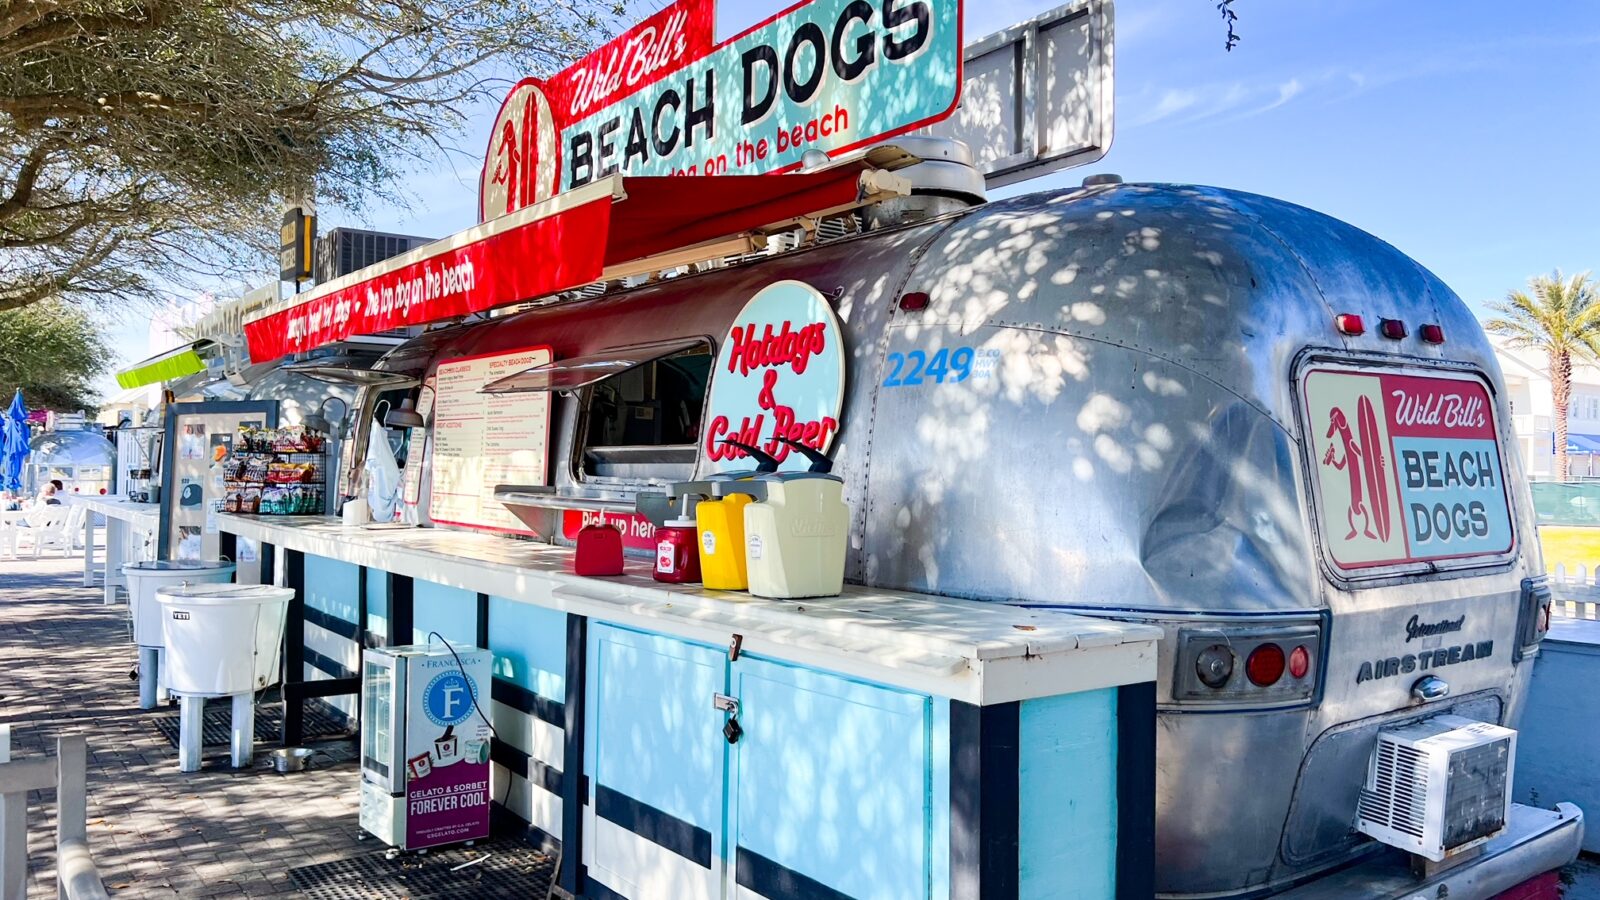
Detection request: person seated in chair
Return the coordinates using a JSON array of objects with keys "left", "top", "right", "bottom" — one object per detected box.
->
[{"left": 37, "top": 483, "right": 61, "bottom": 506}]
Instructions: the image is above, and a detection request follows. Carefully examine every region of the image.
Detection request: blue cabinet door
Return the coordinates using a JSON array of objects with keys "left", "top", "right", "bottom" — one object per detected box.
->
[
  {"left": 730, "top": 656, "right": 934, "bottom": 900},
  {"left": 585, "top": 625, "right": 729, "bottom": 900}
]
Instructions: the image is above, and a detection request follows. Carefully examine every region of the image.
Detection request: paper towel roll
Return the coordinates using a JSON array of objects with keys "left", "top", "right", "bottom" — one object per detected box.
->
[{"left": 342, "top": 498, "right": 371, "bottom": 527}]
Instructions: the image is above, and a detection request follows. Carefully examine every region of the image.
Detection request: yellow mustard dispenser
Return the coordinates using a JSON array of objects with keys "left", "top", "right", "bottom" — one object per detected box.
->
[
  {"left": 695, "top": 439, "right": 780, "bottom": 591},
  {"left": 743, "top": 439, "right": 849, "bottom": 600},
  {"left": 697, "top": 493, "right": 753, "bottom": 590}
]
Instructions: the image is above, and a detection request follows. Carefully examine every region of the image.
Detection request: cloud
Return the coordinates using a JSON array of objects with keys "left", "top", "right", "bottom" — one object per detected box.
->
[{"left": 1125, "top": 76, "right": 1305, "bottom": 128}]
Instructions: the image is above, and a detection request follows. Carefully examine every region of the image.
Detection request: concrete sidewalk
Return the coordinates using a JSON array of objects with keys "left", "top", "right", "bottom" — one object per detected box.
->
[{"left": 0, "top": 554, "right": 366, "bottom": 897}]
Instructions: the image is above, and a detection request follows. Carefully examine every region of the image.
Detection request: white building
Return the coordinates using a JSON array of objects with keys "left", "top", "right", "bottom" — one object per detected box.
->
[{"left": 1492, "top": 336, "right": 1600, "bottom": 479}]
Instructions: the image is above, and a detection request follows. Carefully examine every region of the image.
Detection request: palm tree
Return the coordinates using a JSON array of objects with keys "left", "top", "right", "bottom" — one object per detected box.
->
[{"left": 1485, "top": 271, "right": 1600, "bottom": 480}]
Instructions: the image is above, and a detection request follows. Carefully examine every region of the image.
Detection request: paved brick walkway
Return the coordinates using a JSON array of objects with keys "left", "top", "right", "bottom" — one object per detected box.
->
[{"left": 0, "top": 554, "right": 366, "bottom": 898}]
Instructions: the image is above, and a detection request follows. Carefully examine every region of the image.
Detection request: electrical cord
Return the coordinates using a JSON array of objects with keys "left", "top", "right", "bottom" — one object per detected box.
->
[{"left": 426, "top": 631, "right": 511, "bottom": 817}]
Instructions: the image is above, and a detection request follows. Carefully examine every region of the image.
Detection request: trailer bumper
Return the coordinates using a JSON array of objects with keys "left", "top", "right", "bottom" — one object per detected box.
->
[{"left": 1277, "top": 803, "right": 1584, "bottom": 900}]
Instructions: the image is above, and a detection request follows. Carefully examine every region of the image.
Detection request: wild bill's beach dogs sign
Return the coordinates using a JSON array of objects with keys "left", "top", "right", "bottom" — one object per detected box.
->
[{"left": 480, "top": 0, "right": 964, "bottom": 218}]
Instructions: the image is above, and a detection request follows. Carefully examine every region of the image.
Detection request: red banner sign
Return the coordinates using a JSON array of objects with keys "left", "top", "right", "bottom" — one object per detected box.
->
[
  {"left": 480, "top": 0, "right": 717, "bottom": 220},
  {"left": 244, "top": 195, "right": 612, "bottom": 363}
]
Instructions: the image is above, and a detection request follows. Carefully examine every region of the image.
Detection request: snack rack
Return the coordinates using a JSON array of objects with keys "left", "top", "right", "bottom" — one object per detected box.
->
[{"left": 223, "top": 425, "right": 327, "bottom": 515}]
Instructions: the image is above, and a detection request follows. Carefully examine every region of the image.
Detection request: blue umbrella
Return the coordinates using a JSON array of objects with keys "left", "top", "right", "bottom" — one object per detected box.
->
[{"left": 1, "top": 389, "right": 30, "bottom": 493}]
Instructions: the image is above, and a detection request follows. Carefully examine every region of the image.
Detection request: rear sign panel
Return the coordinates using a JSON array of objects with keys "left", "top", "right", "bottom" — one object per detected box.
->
[{"left": 1303, "top": 367, "right": 1513, "bottom": 571}]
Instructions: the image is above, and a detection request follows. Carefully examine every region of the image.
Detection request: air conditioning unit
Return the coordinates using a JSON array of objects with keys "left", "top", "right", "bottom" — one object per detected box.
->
[{"left": 1355, "top": 715, "right": 1516, "bottom": 862}]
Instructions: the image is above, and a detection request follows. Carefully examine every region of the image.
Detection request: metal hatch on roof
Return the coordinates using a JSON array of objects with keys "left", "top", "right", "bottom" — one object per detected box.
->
[
  {"left": 281, "top": 352, "right": 415, "bottom": 388},
  {"left": 480, "top": 337, "right": 707, "bottom": 395}
]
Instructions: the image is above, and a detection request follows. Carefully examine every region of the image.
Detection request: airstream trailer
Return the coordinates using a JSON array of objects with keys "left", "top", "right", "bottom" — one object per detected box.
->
[{"left": 340, "top": 159, "right": 1577, "bottom": 897}]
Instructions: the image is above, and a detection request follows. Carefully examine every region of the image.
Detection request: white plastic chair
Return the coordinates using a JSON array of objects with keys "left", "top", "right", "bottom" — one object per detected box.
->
[
  {"left": 0, "top": 517, "right": 16, "bottom": 560},
  {"left": 63, "top": 503, "right": 87, "bottom": 554},
  {"left": 18, "top": 504, "right": 73, "bottom": 558}
]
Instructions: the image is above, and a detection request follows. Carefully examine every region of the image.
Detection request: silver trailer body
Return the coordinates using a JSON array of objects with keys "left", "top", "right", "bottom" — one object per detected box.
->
[{"left": 353, "top": 181, "right": 1567, "bottom": 896}]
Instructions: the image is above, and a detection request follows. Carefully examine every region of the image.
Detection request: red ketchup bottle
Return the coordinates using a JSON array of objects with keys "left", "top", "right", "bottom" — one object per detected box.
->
[{"left": 654, "top": 514, "right": 701, "bottom": 584}]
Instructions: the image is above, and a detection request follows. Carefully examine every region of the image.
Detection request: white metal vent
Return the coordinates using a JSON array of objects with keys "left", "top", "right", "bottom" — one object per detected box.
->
[{"left": 1355, "top": 715, "right": 1515, "bottom": 862}]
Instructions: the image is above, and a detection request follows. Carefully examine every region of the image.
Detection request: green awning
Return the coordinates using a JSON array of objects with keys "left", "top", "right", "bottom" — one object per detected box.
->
[{"left": 115, "top": 341, "right": 216, "bottom": 390}]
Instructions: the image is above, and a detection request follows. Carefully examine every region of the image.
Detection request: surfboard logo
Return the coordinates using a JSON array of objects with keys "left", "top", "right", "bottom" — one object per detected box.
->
[{"left": 1321, "top": 395, "right": 1393, "bottom": 543}]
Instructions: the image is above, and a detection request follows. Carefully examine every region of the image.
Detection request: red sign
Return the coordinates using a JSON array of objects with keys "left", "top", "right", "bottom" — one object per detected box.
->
[
  {"left": 1303, "top": 367, "right": 1512, "bottom": 571},
  {"left": 244, "top": 195, "right": 611, "bottom": 363},
  {"left": 480, "top": 0, "right": 962, "bottom": 219},
  {"left": 480, "top": 0, "right": 716, "bottom": 221},
  {"left": 561, "top": 510, "right": 659, "bottom": 552}
]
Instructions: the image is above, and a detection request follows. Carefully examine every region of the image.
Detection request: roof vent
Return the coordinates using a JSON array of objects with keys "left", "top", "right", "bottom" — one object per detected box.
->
[
  {"left": 1082, "top": 173, "right": 1124, "bottom": 187},
  {"left": 862, "top": 137, "right": 986, "bottom": 231}
]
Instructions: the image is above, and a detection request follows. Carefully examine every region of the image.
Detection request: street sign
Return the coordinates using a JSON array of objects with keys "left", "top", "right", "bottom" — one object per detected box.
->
[
  {"left": 923, "top": 0, "right": 1113, "bottom": 188},
  {"left": 480, "top": 0, "right": 965, "bottom": 221},
  {"left": 278, "top": 207, "right": 315, "bottom": 283}
]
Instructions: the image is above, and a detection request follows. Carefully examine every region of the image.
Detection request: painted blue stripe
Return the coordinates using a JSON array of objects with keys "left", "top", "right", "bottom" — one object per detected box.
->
[
  {"left": 585, "top": 876, "right": 629, "bottom": 900},
  {"left": 595, "top": 784, "right": 712, "bottom": 868},
  {"left": 489, "top": 803, "right": 560, "bottom": 855},
  {"left": 303, "top": 605, "right": 360, "bottom": 642},
  {"left": 304, "top": 646, "right": 357, "bottom": 681},
  {"left": 1019, "top": 690, "right": 1116, "bottom": 899},
  {"left": 491, "top": 676, "right": 565, "bottom": 727},
  {"left": 489, "top": 738, "right": 563, "bottom": 795},
  {"left": 1116, "top": 682, "right": 1157, "bottom": 900},
  {"left": 412, "top": 580, "right": 477, "bottom": 646},
  {"left": 302, "top": 556, "right": 360, "bottom": 622},
  {"left": 737, "top": 846, "right": 858, "bottom": 900},
  {"left": 365, "top": 566, "right": 389, "bottom": 642},
  {"left": 487, "top": 596, "right": 566, "bottom": 703}
]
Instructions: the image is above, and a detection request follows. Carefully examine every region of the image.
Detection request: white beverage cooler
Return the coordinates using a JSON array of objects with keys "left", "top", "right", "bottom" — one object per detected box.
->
[{"left": 358, "top": 643, "right": 493, "bottom": 851}]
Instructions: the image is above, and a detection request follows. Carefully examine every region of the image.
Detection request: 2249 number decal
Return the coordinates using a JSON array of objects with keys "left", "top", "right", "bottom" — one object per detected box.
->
[{"left": 882, "top": 347, "right": 999, "bottom": 387}]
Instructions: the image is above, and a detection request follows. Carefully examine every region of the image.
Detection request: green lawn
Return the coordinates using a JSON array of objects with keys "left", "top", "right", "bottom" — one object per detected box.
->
[{"left": 1538, "top": 525, "right": 1600, "bottom": 575}]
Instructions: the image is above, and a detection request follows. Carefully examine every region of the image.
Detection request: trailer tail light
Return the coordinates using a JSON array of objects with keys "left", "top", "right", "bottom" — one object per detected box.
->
[
  {"left": 1172, "top": 618, "right": 1323, "bottom": 709},
  {"left": 1335, "top": 314, "right": 1365, "bottom": 336},
  {"left": 1195, "top": 645, "right": 1235, "bottom": 688},
  {"left": 1289, "top": 644, "right": 1311, "bottom": 679},
  {"left": 1420, "top": 324, "right": 1446, "bottom": 344},
  {"left": 1379, "top": 319, "right": 1408, "bottom": 340},
  {"left": 1246, "top": 643, "right": 1286, "bottom": 686},
  {"left": 899, "top": 292, "right": 930, "bottom": 311}
]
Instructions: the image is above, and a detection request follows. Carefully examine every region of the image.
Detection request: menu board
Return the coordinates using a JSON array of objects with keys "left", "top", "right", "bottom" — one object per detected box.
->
[
  {"left": 401, "top": 378, "right": 435, "bottom": 511},
  {"left": 428, "top": 347, "right": 552, "bottom": 532}
]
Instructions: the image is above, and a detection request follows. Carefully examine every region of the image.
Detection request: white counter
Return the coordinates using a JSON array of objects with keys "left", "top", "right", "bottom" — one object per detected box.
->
[
  {"left": 217, "top": 513, "right": 1160, "bottom": 705},
  {"left": 69, "top": 495, "right": 159, "bottom": 601}
]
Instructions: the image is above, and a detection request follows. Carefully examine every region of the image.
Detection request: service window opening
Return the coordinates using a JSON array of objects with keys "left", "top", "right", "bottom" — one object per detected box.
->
[{"left": 579, "top": 342, "right": 712, "bottom": 482}]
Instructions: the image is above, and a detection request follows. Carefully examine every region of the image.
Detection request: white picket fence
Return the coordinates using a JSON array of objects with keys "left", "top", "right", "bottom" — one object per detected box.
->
[
  {"left": 0, "top": 727, "right": 107, "bottom": 900},
  {"left": 1548, "top": 564, "right": 1600, "bottom": 619}
]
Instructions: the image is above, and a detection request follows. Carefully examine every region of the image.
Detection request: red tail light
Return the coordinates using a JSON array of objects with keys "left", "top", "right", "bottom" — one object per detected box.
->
[
  {"left": 1379, "top": 319, "right": 1407, "bottom": 340},
  {"left": 1246, "top": 643, "right": 1286, "bottom": 686},
  {"left": 1335, "top": 314, "right": 1365, "bottom": 336},
  {"left": 1420, "top": 323, "right": 1446, "bottom": 344},
  {"left": 1288, "top": 644, "right": 1311, "bottom": 679}
]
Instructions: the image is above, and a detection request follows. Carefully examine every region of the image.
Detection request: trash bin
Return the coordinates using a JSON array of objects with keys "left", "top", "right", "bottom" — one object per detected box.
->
[
  {"left": 122, "top": 560, "right": 236, "bottom": 709},
  {"left": 156, "top": 584, "right": 294, "bottom": 772},
  {"left": 157, "top": 584, "right": 292, "bottom": 696}
]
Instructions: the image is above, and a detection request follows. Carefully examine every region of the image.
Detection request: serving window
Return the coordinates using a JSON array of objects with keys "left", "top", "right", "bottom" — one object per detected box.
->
[
  {"left": 481, "top": 337, "right": 713, "bottom": 486},
  {"left": 579, "top": 342, "right": 711, "bottom": 482}
]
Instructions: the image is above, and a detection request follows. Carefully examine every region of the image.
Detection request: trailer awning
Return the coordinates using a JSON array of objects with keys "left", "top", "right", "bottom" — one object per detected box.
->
[
  {"left": 1568, "top": 433, "right": 1600, "bottom": 453},
  {"left": 243, "top": 167, "right": 908, "bottom": 365},
  {"left": 115, "top": 340, "right": 220, "bottom": 390},
  {"left": 482, "top": 338, "right": 706, "bottom": 394}
]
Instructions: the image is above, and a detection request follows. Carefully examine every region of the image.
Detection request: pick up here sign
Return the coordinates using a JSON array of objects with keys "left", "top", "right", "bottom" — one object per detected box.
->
[{"left": 1302, "top": 367, "right": 1515, "bottom": 571}]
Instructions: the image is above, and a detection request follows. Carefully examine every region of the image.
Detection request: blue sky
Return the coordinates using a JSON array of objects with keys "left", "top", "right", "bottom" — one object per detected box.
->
[{"left": 104, "top": 0, "right": 1600, "bottom": 387}]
